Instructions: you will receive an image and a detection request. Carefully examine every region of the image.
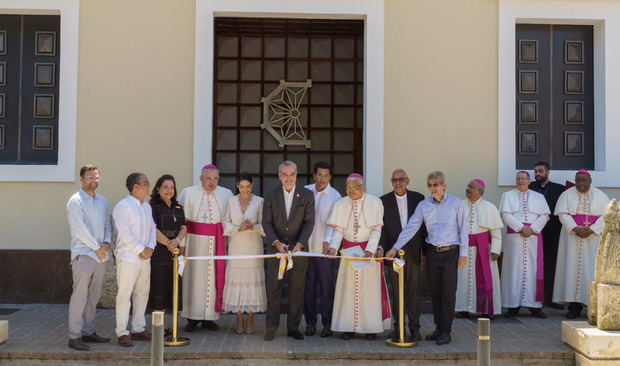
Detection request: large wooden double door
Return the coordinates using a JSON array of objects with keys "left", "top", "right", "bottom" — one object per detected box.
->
[{"left": 212, "top": 17, "right": 364, "bottom": 195}]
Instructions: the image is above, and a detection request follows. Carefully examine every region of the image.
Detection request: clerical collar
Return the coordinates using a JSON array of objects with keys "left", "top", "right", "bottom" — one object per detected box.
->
[
  {"left": 469, "top": 197, "right": 482, "bottom": 204},
  {"left": 352, "top": 193, "right": 365, "bottom": 202}
]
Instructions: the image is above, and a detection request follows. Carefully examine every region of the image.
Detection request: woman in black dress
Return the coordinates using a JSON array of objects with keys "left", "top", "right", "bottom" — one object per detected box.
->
[{"left": 149, "top": 174, "right": 187, "bottom": 335}]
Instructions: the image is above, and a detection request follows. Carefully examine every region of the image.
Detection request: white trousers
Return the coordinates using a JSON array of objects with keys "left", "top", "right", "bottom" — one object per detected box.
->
[{"left": 115, "top": 260, "right": 150, "bottom": 337}]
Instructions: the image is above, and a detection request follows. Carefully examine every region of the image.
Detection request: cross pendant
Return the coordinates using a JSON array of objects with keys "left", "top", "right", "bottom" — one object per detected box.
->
[{"left": 202, "top": 212, "right": 209, "bottom": 223}]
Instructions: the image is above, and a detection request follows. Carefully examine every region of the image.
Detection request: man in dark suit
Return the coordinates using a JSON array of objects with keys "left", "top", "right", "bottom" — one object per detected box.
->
[
  {"left": 379, "top": 168, "right": 426, "bottom": 342},
  {"left": 262, "top": 160, "right": 315, "bottom": 341},
  {"left": 529, "top": 161, "right": 566, "bottom": 309}
]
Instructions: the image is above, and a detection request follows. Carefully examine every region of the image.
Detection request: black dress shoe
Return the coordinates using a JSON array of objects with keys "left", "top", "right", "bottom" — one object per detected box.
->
[
  {"left": 566, "top": 311, "right": 581, "bottom": 319},
  {"left": 202, "top": 320, "right": 219, "bottom": 331},
  {"left": 184, "top": 320, "right": 198, "bottom": 332},
  {"left": 550, "top": 302, "right": 565, "bottom": 310},
  {"left": 264, "top": 331, "right": 275, "bottom": 341},
  {"left": 320, "top": 329, "right": 333, "bottom": 338},
  {"left": 389, "top": 330, "right": 398, "bottom": 341},
  {"left": 455, "top": 311, "right": 470, "bottom": 318},
  {"left": 305, "top": 325, "right": 316, "bottom": 336},
  {"left": 503, "top": 308, "right": 519, "bottom": 318},
  {"left": 342, "top": 332, "right": 354, "bottom": 340},
  {"left": 425, "top": 330, "right": 440, "bottom": 341},
  {"left": 365, "top": 333, "right": 376, "bottom": 340},
  {"left": 287, "top": 330, "right": 304, "bottom": 340},
  {"left": 529, "top": 308, "right": 547, "bottom": 319},
  {"left": 436, "top": 334, "right": 451, "bottom": 345},
  {"left": 407, "top": 332, "right": 422, "bottom": 342},
  {"left": 81, "top": 332, "right": 110, "bottom": 343},
  {"left": 68, "top": 338, "right": 90, "bottom": 351}
]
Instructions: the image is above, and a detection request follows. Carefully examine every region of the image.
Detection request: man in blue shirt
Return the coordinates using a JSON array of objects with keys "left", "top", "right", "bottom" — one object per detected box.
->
[
  {"left": 66, "top": 164, "right": 112, "bottom": 351},
  {"left": 386, "top": 171, "right": 468, "bottom": 345}
]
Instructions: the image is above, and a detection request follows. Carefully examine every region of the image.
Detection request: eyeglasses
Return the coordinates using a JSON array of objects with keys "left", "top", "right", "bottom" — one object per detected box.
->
[
  {"left": 85, "top": 176, "right": 100, "bottom": 181},
  {"left": 345, "top": 184, "right": 363, "bottom": 191},
  {"left": 391, "top": 177, "right": 407, "bottom": 183},
  {"left": 138, "top": 180, "right": 150, "bottom": 186},
  {"left": 427, "top": 182, "right": 442, "bottom": 187}
]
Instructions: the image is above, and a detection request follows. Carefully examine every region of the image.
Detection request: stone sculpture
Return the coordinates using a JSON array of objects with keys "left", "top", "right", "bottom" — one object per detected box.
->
[{"left": 588, "top": 199, "right": 620, "bottom": 330}]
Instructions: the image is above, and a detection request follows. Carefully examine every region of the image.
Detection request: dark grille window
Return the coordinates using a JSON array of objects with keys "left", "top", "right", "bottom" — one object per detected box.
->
[{"left": 0, "top": 15, "right": 59, "bottom": 165}]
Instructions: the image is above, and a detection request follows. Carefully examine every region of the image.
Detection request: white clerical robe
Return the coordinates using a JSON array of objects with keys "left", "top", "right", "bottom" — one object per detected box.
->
[
  {"left": 456, "top": 198, "right": 503, "bottom": 315},
  {"left": 328, "top": 194, "right": 391, "bottom": 333},
  {"left": 553, "top": 186, "right": 609, "bottom": 305},
  {"left": 178, "top": 184, "right": 233, "bottom": 320},
  {"left": 500, "top": 189, "right": 550, "bottom": 308}
]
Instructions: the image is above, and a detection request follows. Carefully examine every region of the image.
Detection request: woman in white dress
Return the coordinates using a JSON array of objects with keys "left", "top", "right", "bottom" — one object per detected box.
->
[{"left": 222, "top": 172, "right": 267, "bottom": 334}]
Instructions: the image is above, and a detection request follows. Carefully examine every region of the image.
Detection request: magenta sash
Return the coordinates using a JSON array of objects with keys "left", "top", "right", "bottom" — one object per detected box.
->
[
  {"left": 342, "top": 239, "right": 390, "bottom": 321},
  {"left": 507, "top": 223, "right": 544, "bottom": 303},
  {"left": 469, "top": 231, "right": 494, "bottom": 315},
  {"left": 186, "top": 221, "right": 226, "bottom": 313},
  {"left": 572, "top": 214, "right": 599, "bottom": 227}
]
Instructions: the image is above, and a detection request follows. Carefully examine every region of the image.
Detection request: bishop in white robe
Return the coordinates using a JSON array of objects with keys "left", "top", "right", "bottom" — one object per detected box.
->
[
  {"left": 500, "top": 171, "right": 550, "bottom": 318},
  {"left": 456, "top": 179, "right": 503, "bottom": 317},
  {"left": 327, "top": 174, "right": 391, "bottom": 339},
  {"left": 178, "top": 165, "right": 233, "bottom": 330},
  {"left": 553, "top": 170, "right": 609, "bottom": 318}
]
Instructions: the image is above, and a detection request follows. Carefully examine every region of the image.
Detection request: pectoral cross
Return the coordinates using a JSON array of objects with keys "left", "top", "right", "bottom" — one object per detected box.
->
[
  {"left": 353, "top": 221, "right": 360, "bottom": 231},
  {"left": 202, "top": 211, "right": 209, "bottom": 223}
]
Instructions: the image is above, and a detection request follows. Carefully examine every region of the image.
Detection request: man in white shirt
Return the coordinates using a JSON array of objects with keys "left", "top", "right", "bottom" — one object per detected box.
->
[
  {"left": 113, "top": 172, "right": 156, "bottom": 347},
  {"left": 66, "top": 164, "right": 112, "bottom": 351},
  {"left": 303, "top": 162, "right": 341, "bottom": 338}
]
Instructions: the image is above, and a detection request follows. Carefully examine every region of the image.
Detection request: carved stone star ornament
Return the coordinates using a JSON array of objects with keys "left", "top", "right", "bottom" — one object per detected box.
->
[{"left": 261, "top": 79, "right": 312, "bottom": 148}]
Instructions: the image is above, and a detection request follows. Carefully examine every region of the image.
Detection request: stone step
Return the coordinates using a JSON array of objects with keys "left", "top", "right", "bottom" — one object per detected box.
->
[{"left": 0, "top": 350, "right": 574, "bottom": 365}]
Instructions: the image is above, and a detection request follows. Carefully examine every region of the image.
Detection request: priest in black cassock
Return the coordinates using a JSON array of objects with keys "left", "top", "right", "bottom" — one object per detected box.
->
[
  {"left": 528, "top": 161, "right": 566, "bottom": 308},
  {"left": 379, "top": 168, "right": 426, "bottom": 343}
]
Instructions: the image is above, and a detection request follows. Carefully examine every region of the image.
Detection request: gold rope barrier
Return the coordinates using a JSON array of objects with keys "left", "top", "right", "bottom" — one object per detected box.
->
[
  {"left": 386, "top": 250, "right": 416, "bottom": 348},
  {"left": 164, "top": 248, "right": 191, "bottom": 347}
]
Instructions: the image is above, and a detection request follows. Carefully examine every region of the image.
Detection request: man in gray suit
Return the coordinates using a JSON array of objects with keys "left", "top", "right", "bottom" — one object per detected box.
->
[{"left": 262, "top": 160, "right": 315, "bottom": 341}]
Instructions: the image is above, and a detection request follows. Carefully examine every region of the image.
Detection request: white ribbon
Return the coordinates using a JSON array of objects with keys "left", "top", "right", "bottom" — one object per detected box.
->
[{"left": 178, "top": 252, "right": 404, "bottom": 279}]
